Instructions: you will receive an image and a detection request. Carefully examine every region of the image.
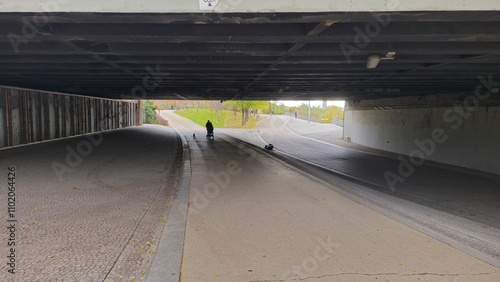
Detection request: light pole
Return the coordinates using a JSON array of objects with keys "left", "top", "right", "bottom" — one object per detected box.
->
[{"left": 308, "top": 100, "right": 311, "bottom": 123}]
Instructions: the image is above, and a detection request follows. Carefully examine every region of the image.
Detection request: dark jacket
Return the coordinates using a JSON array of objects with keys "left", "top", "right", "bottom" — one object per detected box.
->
[{"left": 206, "top": 121, "right": 214, "bottom": 133}]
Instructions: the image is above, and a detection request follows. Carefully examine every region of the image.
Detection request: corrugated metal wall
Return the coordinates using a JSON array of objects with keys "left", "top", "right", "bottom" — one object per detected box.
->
[{"left": 0, "top": 87, "right": 141, "bottom": 149}]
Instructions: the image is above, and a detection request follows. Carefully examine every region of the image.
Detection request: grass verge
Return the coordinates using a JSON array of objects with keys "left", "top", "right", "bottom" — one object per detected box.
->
[{"left": 176, "top": 108, "right": 262, "bottom": 128}]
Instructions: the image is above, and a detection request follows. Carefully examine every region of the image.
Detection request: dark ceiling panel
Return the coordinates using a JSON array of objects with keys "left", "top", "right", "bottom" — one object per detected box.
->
[{"left": 0, "top": 12, "right": 499, "bottom": 100}]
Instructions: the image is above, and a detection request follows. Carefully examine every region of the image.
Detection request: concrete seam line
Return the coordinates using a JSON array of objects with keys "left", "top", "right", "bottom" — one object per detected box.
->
[{"left": 146, "top": 123, "right": 191, "bottom": 282}]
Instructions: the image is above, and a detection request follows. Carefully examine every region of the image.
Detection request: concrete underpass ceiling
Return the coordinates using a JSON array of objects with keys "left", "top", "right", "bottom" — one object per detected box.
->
[{"left": 0, "top": 12, "right": 500, "bottom": 101}]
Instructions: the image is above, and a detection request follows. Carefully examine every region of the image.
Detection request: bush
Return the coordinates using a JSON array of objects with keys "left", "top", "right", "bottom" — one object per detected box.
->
[{"left": 143, "top": 100, "right": 158, "bottom": 124}]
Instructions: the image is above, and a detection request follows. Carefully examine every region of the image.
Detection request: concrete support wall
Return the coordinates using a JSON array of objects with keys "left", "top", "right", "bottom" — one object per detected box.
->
[
  {"left": 0, "top": 87, "right": 140, "bottom": 149},
  {"left": 344, "top": 94, "right": 500, "bottom": 175}
]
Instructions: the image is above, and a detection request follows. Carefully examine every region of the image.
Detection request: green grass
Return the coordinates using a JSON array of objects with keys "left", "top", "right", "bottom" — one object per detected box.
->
[{"left": 176, "top": 108, "right": 262, "bottom": 128}]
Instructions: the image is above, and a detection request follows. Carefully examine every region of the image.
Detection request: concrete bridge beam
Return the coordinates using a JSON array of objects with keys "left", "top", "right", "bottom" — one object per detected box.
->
[{"left": 1, "top": 0, "right": 498, "bottom": 13}]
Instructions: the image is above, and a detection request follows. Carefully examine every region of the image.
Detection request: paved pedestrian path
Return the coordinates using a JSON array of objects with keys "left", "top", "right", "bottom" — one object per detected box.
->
[{"left": 0, "top": 125, "right": 181, "bottom": 281}]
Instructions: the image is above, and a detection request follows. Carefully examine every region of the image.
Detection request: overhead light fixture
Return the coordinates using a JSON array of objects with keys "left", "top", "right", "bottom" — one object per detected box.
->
[
  {"left": 366, "top": 54, "right": 380, "bottom": 69},
  {"left": 384, "top": 51, "right": 397, "bottom": 59},
  {"left": 366, "top": 51, "right": 397, "bottom": 69}
]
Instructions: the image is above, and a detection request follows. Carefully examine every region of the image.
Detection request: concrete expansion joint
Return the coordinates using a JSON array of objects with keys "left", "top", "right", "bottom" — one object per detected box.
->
[
  {"left": 246, "top": 280, "right": 288, "bottom": 282},
  {"left": 249, "top": 271, "right": 500, "bottom": 281},
  {"left": 295, "top": 272, "right": 499, "bottom": 280}
]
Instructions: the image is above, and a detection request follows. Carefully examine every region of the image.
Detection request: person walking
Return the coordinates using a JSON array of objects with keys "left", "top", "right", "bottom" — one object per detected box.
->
[{"left": 206, "top": 120, "right": 214, "bottom": 137}]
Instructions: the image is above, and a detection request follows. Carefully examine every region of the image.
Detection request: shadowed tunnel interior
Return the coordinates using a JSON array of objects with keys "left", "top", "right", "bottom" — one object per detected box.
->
[
  {"left": 0, "top": 12, "right": 500, "bottom": 101},
  {"left": 1, "top": 6, "right": 500, "bottom": 281}
]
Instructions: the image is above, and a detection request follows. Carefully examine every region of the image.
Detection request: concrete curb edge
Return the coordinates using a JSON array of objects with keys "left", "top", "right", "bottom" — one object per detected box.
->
[{"left": 146, "top": 124, "right": 191, "bottom": 282}]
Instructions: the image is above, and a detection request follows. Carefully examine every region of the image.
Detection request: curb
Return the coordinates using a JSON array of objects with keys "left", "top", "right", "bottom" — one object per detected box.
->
[{"left": 147, "top": 124, "right": 191, "bottom": 282}]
